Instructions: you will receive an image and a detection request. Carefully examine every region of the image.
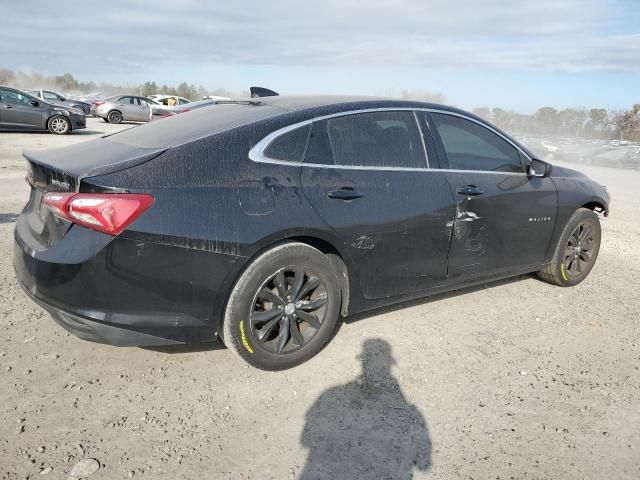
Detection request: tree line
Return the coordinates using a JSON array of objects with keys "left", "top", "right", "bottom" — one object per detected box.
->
[
  {"left": 1, "top": 68, "right": 638, "bottom": 141},
  {"left": 470, "top": 105, "right": 640, "bottom": 142}
]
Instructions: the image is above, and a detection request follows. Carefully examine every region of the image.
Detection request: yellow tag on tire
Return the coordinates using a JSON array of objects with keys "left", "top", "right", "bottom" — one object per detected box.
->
[{"left": 239, "top": 320, "right": 254, "bottom": 354}]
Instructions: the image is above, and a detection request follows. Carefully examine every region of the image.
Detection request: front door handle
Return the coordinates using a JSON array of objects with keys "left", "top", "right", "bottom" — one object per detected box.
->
[
  {"left": 3, "top": 104, "right": 13, "bottom": 109},
  {"left": 327, "top": 187, "right": 364, "bottom": 200},
  {"left": 457, "top": 185, "right": 484, "bottom": 197}
]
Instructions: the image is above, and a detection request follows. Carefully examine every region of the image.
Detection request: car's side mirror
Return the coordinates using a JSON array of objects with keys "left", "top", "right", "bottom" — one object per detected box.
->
[
  {"left": 528, "top": 158, "right": 549, "bottom": 177},
  {"left": 59, "top": 97, "right": 66, "bottom": 101},
  {"left": 29, "top": 100, "right": 39, "bottom": 107}
]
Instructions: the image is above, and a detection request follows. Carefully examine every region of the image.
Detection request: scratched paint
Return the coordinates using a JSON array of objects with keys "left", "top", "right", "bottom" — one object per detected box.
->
[{"left": 351, "top": 235, "right": 376, "bottom": 250}]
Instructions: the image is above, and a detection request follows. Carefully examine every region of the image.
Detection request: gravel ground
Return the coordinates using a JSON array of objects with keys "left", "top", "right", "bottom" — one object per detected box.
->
[{"left": 1, "top": 118, "right": 639, "bottom": 479}]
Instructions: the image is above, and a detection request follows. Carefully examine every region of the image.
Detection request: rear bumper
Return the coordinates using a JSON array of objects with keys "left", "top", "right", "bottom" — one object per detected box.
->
[
  {"left": 22, "top": 285, "right": 182, "bottom": 346},
  {"left": 13, "top": 215, "right": 239, "bottom": 346}
]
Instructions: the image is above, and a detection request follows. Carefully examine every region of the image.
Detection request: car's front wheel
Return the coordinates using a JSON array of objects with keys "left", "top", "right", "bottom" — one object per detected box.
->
[
  {"left": 47, "top": 115, "right": 71, "bottom": 135},
  {"left": 222, "top": 243, "right": 342, "bottom": 370},
  {"left": 538, "top": 208, "right": 601, "bottom": 286}
]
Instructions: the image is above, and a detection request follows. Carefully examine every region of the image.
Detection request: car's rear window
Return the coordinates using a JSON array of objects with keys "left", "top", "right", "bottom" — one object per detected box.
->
[{"left": 105, "top": 103, "right": 288, "bottom": 148}]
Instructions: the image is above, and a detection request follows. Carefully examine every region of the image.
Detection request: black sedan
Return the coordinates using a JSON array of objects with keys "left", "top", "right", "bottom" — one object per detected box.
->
[
  {"left": 13, "top": 96, "right": 610, "bottom": 370},
  {"left": 0, "top": 86, "right": 86, "bottom": 134}
]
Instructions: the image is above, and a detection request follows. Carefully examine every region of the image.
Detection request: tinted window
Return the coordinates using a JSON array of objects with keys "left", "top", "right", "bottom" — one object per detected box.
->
[
  {"left": 325, "top": 111, "right": 426, "bottom": 168},
  {"left": 304, "top": 121, "right": 334, "bottom": 165},
  {"left": 431, "top": 113, "right": 523, "bottom": 173},
  {"left": 1, "top": 89, "right": 32, "bottom": 105},
  {"left": 264, "top": 124, "right": 311, "bottom": 163}
]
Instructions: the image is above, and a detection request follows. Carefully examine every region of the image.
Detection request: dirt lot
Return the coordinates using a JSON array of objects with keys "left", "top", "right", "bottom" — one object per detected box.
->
[{"left": 1, "top": 118, "right": 639, "bottom": 479}]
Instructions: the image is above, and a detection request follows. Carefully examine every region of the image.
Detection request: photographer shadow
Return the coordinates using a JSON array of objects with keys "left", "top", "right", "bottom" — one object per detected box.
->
[{"left": 299, "top": 339, "right": 431, "bottom": 479}]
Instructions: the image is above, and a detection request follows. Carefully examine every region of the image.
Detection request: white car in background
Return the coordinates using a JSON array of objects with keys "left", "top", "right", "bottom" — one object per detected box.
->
[{"left": 147, "top": 95, "right": 192, "bottom": 106}]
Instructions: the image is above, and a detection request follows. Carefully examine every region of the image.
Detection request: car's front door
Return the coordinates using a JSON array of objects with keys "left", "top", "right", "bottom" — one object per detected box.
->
[
  {"left": 0, "top": 88, "right": 43, "bottom": 129},
  {"left": 299, "top": 110, "right": 455, "bottom": 299},
  {"left": 426, "top": 112, "right": 557, "bottom": 280}
]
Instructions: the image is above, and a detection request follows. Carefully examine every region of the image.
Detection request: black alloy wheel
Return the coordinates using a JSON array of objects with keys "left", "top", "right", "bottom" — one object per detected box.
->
[
  {"left": 564, "top": 222, "right": 597, "bottom": 277},
  {"left": 222, "top": 242, "right": 342, "bottom": 370},
  {"left": 538, "top": 208, "right": 601, "bottom": 286},
  {"left": 250, "top": 266, "right": 329, "bottom": 354}
]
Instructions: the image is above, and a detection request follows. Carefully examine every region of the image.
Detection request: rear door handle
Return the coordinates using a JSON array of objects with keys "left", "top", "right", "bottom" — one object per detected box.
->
[
  {"left": 327, "top": 187, "right": 364, "bottom": 200},
  {"left": 457, "top": 185, "right": 484, "bottom": 197},
  {"left": 3, "top": 104, "right": 13, "bottom": 108}
]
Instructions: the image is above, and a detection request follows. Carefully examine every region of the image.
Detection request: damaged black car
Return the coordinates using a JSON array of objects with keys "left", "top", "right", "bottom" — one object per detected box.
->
[{"left": 13, "top": 96, "right": 610, "bottom": 369}]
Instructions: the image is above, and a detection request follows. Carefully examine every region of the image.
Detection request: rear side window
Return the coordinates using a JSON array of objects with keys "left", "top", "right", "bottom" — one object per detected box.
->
[
  {"left": 264, "top": 124, "right": 311, "bottom": 163},
  {"left": 325, "top": 111, "right": 426, "bottom": 168},
  {"left": 431, "top": 113, "right": 523, "bottom": 173}
]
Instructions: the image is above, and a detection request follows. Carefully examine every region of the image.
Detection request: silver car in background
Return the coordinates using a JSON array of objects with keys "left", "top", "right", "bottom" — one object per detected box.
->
[{"left": 92, "top": 95, "right": 160, "bottom": 123}]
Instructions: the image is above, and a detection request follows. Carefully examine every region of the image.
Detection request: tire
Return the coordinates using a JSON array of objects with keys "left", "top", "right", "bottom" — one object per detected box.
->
[
  {"left": 538, "top": 208, "right": 601, "bottom": 286},
  {"left": 47, "top": 115, "right": 71, "bottom": 135},
  {"left": 107, "top": 110, "right": 123, "bottom": 124},
  {"left": 222, "top": 242, "right": 342, "bottom": 370}
]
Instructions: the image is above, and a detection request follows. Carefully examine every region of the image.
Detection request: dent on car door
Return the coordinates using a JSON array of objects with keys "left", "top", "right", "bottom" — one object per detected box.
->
[
  {"left": 299, "top": 110, "right": 455, "bottom": 299},
  {"left": 426, "top": 112, "right": 556, "bottom": 279}
]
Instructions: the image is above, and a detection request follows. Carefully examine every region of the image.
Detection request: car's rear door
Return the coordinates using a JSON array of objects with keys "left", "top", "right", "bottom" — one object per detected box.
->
[
  {"left": 426, "top": 111, "right": 556, "bottom": 280},
  {"left": 299, "top": 110, "right": 455, "bottom": 299}
]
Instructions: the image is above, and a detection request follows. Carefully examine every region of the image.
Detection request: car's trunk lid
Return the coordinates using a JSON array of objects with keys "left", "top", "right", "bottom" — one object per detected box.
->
[{"left": 22, "top": 137, "right": 165, "bottom": 246}]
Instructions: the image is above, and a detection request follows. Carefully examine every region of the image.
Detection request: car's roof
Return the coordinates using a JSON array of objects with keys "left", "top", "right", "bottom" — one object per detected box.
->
[
  {"left": 105, "top": 94, "right": 534, "bottom": 158},
  {"left": 254, "top": 94, "right": 456, "bottom": 114}
]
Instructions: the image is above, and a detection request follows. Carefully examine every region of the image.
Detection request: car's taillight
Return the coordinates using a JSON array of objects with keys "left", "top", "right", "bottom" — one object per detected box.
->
[
  {"left": 43, "top": 192, "right": 154, "bottom": 236},
  {"left": 93, "top": 101, "right": 104, "bottom": 106}
]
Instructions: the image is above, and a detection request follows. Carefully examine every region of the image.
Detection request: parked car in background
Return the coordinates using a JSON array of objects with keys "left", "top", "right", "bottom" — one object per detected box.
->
[
  {"left": 147, "top": 95, "right": 191, "bottom": 106},
  {"left": 0, "top": 86, "right": 85, "bottom": 134},
  {"left": 13, "top": 96, "right": 610, "bottom": 370},
  {"left": 92, "top": 95, "right": 160, "bottom": 123},
  {"left": 26, "top": 89, "right": 92, "bottom": 115}
]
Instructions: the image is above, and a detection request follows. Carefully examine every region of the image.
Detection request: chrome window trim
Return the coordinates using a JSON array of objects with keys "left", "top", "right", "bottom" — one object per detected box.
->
[{"left": 248, "top": 107, "right": 531, "bottom": 175}]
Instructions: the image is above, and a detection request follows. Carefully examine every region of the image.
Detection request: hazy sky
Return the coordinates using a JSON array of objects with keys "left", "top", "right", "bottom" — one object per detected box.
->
[{"left": 1, "top": 0, "right": 638, "bottom": 112}]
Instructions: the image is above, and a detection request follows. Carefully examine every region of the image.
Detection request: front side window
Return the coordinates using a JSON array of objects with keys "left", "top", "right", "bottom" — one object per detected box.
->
[
  {"left": 1, "top": 89, "right": 33, "bottom": 106},
  {"left": 325, "top": 111, "right": 426, "bottom": 168},
  {"left": 264, "top": 124, "right": 311, "bottom": 163},
  {"left": 431, "top": 113, "right": 523, "bottom": 173}
]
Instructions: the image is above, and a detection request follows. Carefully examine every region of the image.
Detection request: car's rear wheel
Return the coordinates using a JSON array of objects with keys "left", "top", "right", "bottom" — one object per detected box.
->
[
  {"left": 47, "top": 115, "right": 71, "bottom": 135},
  {"left": 538, "top": 208, "right": 601, "bottom": 286},
  {"left": 107, "top": 110, "right": 123, "bottom": 124},
  {"left": 222, "top": 243, "right": 341, "bottom": 370}
]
